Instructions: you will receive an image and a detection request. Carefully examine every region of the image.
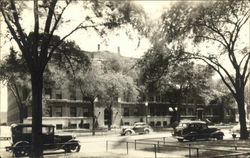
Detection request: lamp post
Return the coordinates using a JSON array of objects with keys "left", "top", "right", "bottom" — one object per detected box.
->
[{"left": 145, "top": 101, "right": 148, "bottom": 124}]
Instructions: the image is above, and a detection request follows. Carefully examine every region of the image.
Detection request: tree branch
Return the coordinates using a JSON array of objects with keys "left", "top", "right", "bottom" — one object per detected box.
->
[
  {"left": 9, "top": 0, "right": 28, "bottom": 47},
  {"left": 193, "top": 55, "right": 237, "bottom": 98},
  {"left": 242, "top": 53, "right": 250, "bottom": 79},
  {"left": 33, "top": 0, "right": 40, "bottom": 66},
  {"left": 244, "top": 72, "right": 250, "bottom": 86},
  {"left": 194, "top": 35, "right": 227, "bottom": 47},
  {"left": 40, "top": 0, "right": 57, "bottom": 66}
]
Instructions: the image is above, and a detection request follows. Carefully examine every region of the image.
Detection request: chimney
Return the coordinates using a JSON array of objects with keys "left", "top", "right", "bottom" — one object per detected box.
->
[
  {"left": 97, "top": 44, "right": 100, "bottom": 51},
  {"left": 117, "top": 46, "right": 120, "bottom": 55}
]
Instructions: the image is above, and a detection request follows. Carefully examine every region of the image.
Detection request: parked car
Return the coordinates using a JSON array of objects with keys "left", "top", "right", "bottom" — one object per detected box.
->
[
  {"left": 230, "top": 123, "right": 250, "bottom": 138},
  {"left": 6, "top": 123, "right": 81, "bottom": 157},
  {"left": 172, "top": 120, "right": 224, "bottom": 142},
  {"left": 120, "top": 122, "right": 152, "bottom": 136}
]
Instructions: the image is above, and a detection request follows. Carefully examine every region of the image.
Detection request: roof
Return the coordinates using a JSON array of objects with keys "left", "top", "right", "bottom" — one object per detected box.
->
[
  {"left": 186, "top": 120, "right": 207, "bottom": 124},
  {"left": 180, "top": 120, "right": 206, "bottom": 124},
  {"left": 11, "top": 123, "right": 54, "bottom": 128}
]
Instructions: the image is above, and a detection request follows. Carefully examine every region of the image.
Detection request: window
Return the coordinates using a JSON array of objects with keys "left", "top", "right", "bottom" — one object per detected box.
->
[
  {"left": 163, "top": 121, "right": 168, "bottom": 127},
  {"left": 48, "top": 106, "right": 52, "bottom": 117},
  {"left": 124, "top": 122, "right": 130, "bottom": 125},
  {"left": 156, "top": 95, "right": 161, "bottom": 102},
  {"left": 56, "top": 94, "right": 62, "bottom": 99},
  {"left": 83, "top": 123, "right": 90, "bottom": 129},
  {"left": 22, "top": 127, "right": 32, "bottom": 134},
  {"left": 69, "top": 124, "right": 77, "bottom": 129},
  {"left": 149, "top": 96, "right": 154, "bottom": 102},
  {"left": 55, "top": 106, "right": 62, "bottom": 117},
  {"left": 134, "top": 108, "right": 139, "bottom": 116},
  {"left": 150, "top": 121, "right": 155, "bottom": 127},
  {"left": 188, "top": 108, "right": 194, "bottom": 115},
  {"left": 70, "top": 89, "right": 76, "bottom": 100},
  {"left": 124, "top": 107, "right": 129, "bottom": 116},
  {"left": 56, "top": 124, "right": 62, "bottom": 130},
  {"left": 156, "top": 121, "right": 161, "bottom": 126},
  {"left": 44, "top": 88, "right": 52, "bottom": 99},
  {"left": 70, "top": 107, "right": 77, "bottom": 117},
  {"left": 150, "top": 107, "right": 155, "bottom": 116},
  {"left": 42, "top": 127, "right": 53, "bottom": 134},
  {"left": 83, "top": 108, "right": 89, "bottom": 117},
  {"left": 55, "top": 90, "right": 62, "bottom": 99}
]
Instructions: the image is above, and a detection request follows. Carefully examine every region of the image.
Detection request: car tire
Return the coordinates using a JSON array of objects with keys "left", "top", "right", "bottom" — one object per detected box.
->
[
  {"left": 217, "top": 135, "right": 223, "bottom": 140},
  {"left": 125, "top": 131, "right": 132, "bottom": 136},
  {"left": 64, "top": 143, "right": 81, "bottom": 153},
  {"left": 144, "top": 130, "right": 150, "bottom": 134},
  {"left": 13, "top": 142, "right": 30, "bottom": 157},
  {"left": 190, "top": 136, "right": 196, "bottom": 141}
]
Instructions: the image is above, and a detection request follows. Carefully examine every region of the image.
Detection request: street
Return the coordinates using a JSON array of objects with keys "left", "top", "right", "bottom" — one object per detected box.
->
[{"left": 0, "top": 126, "right": 235, "bottom": 158}]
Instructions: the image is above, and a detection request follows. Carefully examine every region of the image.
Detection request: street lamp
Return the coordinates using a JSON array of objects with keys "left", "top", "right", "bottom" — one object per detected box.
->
[{"left": 145, "top": 101, "right": 148, "bottom": 124}]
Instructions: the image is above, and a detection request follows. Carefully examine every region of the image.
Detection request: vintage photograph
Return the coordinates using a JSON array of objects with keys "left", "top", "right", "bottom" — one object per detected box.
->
[{"left": 0, "top": 0, "right": 249, "bottom": 157}]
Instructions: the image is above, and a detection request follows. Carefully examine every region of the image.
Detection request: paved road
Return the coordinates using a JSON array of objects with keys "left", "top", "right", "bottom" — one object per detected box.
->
[{"left": 0, "top": 127, "right": 233, "bottom": 158}]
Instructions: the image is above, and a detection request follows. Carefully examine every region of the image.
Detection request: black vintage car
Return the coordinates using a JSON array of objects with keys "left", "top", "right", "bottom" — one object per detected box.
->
[
  {"left": 173, "top": 120, "right": 224, "bottom": 142},
  {"left": 6, "top": 123, "right": 80, "bottom": 157}
]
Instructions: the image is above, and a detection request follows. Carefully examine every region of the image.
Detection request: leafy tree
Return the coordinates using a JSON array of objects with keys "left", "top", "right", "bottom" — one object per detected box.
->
[
  {"left": 0, "top": 48, "right": 30, "bottom": 123},
  {"left": 76, "top": 68, "right": 105, "bottom": 136},
  {"left": 101, "top": 72, "right": 138, "bottom": 130},
  {"left": 0, "top": 0, "right": 145, "bottom": 156},
  {"left": 76, "top": 55, "right": 138, "bottom": 134},
  {"left": 0, "top": 40, "right": 90, "bottom": 123},
  {"left": 162, "top": 0, "right": 250, "bottom": 139},
  {"left": 139, "top": 49, "right": 214, "bottom": 123}
]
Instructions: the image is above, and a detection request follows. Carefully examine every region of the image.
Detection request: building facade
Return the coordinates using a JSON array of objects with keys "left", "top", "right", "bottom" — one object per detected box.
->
[{"left": 7, "top": 49, "right": 235, "bottom": 129}]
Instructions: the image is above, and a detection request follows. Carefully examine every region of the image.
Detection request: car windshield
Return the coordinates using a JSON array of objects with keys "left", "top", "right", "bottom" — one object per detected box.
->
[
  {"left": 14, "top": 126, "right": 54, "bottom": 134},
  {"left": 134, "top": 123, "right": 146, "bottom": 126}
]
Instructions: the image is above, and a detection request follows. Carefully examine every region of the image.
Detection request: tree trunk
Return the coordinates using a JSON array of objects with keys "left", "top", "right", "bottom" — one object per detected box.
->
[
  {"left": 236, "top": 90, "right": 248, "bottom": 140},
  {"left": 91, "top": 101, "right": 95, "bottom": 136},
  {"left": 107, "top": 107, "right": 112, "bottom": 130},
  {"left": 19, "top": 107, "right": 24, "bottom": 123},
  {"left": 30, "top": 72, "right": 43, "bottom": 158}
]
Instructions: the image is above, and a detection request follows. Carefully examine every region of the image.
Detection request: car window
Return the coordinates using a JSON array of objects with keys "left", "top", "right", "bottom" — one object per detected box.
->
[
  {"left": 42, "top": 127, "right": 53, "bottom": 134},
  {"left": 22, "top": 127, "right": 32, "bottom": 134},
  {"left": 201, "top": 124, "right": 208, "bottom": 129},
  {"left": 189, "top": 124, "right": 195, "bottom": 128}
]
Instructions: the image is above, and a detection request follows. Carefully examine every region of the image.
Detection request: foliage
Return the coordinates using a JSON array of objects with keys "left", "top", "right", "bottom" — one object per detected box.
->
[
  {"left": 161, "top": 0, "right": 250, "bottom": 139},
  {"left": 0, "top": 0, "right": 147, "bottom": 156},
  {"left": 75, "top": 53, "right": 138, "bottom": 131}
]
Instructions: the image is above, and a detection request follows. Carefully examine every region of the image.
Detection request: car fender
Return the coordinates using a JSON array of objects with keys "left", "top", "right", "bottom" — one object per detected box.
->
[
  {"left": 62, "top": 139, "right": 80, "bottom": 148},
  {"left": 13, "top": 141, "right": 30, "bottom": 147},
  {"left": 211, "top": 131, "right": 224, "bottom": 136},
  {"left": 62, "top": 139, "right": 81, "bottom": 152},
  {"left": 184, "top": 132, "right": 197, "bottom": 139},
  {"left": 124, "top": 129, "right": 135, "bottom": 134}
]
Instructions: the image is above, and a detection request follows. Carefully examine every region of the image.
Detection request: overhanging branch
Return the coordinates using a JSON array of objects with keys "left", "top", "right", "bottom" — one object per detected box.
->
[{"left": 193, "top": 55, "right": 237, "bottom": 98}]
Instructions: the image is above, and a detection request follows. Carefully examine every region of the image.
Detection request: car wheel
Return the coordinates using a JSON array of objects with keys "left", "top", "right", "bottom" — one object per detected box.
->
[
  {"left": 64, "top": 143, "right": 81, "bottom": 153},
  {"left": 125, "top": 131, "right": 132, "bottom": 136},
  {"left": 13, "top": 143, "right": 30, "bottom": 157},
  {"left": 190, "top": 136, "right": 196, "bottom": 142},
  {"left": 217, "top": 135, "right": 223, "bottom": 140},
  {"left": 144, "top": 130, "right": 150, "bottom": 134}
]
